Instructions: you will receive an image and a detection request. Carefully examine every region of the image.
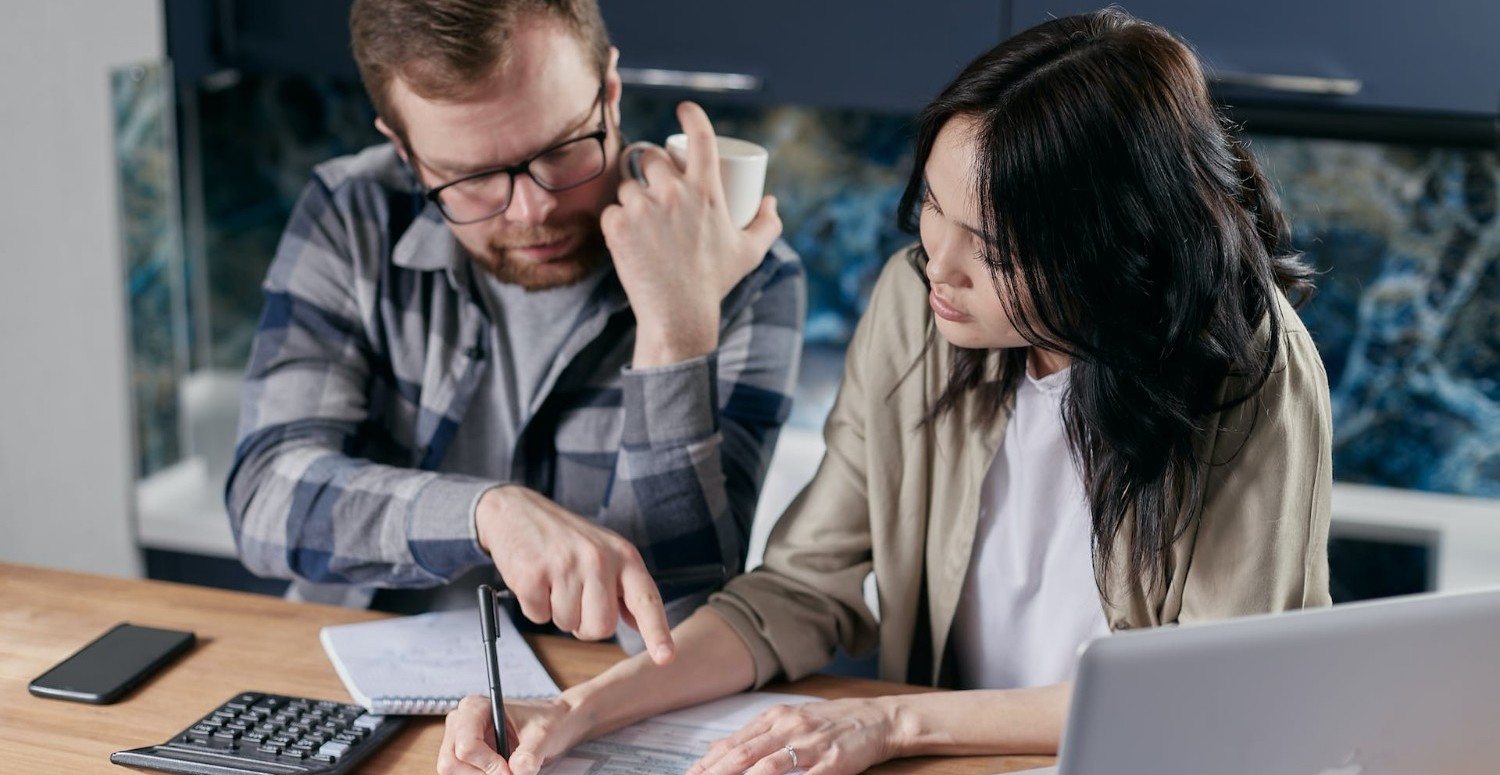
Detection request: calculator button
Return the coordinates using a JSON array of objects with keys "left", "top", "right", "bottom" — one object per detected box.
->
[
  {"left": 352, "top": 714, "right": 385, "bottom": 731},
  {"left": 319, "top": 740, "right": 352, "bottom": 758},
  {"left": 282, "top": 749, "right": 308, "bottom": 760}
]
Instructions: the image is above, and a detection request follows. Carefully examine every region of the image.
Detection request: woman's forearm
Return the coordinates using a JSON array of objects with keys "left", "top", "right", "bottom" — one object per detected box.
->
[
  {"left": 884, "top": 682, "right": 1071, "bottom": 757},
  {"left": 564, "top": 607, "right": 759, "bottom": 739}
]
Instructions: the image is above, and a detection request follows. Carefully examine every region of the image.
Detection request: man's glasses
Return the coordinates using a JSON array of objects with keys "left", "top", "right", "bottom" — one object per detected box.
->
[{"left": 420, "top": 86, "right": 608, "bottom": 225}]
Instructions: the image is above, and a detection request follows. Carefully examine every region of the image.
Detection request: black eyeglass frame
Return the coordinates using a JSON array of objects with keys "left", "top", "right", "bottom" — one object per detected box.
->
[{"left": 417, "top": 84, "right": 610, "bottom": 225}]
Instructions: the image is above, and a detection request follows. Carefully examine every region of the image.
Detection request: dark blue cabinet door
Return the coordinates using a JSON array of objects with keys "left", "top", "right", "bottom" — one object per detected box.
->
[
  {"left": 166, "top": 0, "right": 360, "bottom": 82},
  {"left": 1009, "top": 1, "right": 1500, "bottom": 117},
  {"left": 168, "top": 0, "right": 1006, "bottom": 113},
  {"left": 602, "top": 1, "right": 1005, "bottom": 113}
]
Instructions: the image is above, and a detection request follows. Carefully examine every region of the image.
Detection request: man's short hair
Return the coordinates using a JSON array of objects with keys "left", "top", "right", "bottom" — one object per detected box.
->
[{"left": 350, "top": 0, "right": 610, "bottom": 139}]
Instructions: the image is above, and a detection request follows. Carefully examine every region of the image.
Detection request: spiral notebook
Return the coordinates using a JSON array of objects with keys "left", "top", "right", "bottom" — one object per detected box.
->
[{"left": 320, "top": 608, "right": 561, "bottom": 715}]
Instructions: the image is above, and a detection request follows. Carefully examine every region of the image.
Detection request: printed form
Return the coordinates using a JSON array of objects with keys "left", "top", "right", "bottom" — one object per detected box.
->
[{"left": 541, "top": 692, "right": 818, "bottom": 775}]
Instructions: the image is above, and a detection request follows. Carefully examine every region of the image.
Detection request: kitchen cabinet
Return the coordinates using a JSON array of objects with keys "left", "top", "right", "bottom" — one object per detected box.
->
[
  {"left": 166, "top": 0, "right": 1006, "bottom": 113},
  {"left": 1009, "top": 1, "right": 1500, "bottom": 117},
  {"left": 166, "top": 0, "right": 358, "bottom": 82},
  {"left": 602, "top": 0, "right": 1005, "bottom": 113}
]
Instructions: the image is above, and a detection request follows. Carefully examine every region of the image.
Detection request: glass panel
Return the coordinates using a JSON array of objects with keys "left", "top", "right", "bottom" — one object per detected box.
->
[
  {"left": 186, "top": 74, "right": 382, "bottom": 370},
  {"left": 160, "top": 70, "right": 1500, "bottom": 498},
  {"left": 113, "top": 62, "right": 186, "bottom": 478},
  {"left": 1254, "top": 137, "right": 1500, "bottom": 496}
]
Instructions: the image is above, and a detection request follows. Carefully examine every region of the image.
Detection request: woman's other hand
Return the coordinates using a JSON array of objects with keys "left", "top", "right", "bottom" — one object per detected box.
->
[{"left": 687, "top": 697, "right": 903, "bottom": 775}]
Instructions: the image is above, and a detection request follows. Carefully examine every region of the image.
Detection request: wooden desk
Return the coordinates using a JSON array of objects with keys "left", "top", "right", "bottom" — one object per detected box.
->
[{"left": 0, "top": 564, "right": 1054, "bottom": 774}]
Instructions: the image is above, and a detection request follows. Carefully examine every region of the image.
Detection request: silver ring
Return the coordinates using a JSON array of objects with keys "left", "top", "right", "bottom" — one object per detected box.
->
[{"left": 785, "top": 743, "right": 798, "bottom": 770}]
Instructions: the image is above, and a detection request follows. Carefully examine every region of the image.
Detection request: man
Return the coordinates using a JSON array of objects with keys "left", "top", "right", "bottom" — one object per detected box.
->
[{"left": 225, "top": 0, "right": 804, "bottom": 664}]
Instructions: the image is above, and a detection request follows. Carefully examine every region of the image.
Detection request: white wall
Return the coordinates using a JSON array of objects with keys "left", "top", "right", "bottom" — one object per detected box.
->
[{"left": 0, "top": 1, "right": 164, "bottom": 576}]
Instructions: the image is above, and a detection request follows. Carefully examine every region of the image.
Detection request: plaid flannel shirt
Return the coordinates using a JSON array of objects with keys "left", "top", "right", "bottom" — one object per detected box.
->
[{"left": 226, "top": 144, "right": 805, "bottom": 608}]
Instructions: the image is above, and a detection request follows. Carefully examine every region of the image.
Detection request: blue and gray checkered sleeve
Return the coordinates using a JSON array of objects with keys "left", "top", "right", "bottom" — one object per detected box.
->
[
  {"left": 226, "top": 178, "right": 492, "bottom": 588},
  {"left": 608, "top": 244, "right": 806, "bottom": 579}
]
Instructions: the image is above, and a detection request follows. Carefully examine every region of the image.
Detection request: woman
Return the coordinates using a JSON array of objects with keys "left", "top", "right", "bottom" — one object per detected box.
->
[{"left": 439, "top": 9, "right": 1332, "bottom": 775}]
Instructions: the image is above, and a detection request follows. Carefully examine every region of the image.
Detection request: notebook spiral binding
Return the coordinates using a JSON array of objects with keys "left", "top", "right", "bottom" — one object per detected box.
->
[{"left": 368, "top": 695, "right": 461, "bottom": 715}]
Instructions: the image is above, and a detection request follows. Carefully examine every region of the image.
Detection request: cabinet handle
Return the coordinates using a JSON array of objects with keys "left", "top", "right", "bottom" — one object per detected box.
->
[
  {"left": 1211, "top": 71, "right": 1362, "bottom": 97},
  {"left": 618, "top": 67, "right": 762, "bottom": 93}
]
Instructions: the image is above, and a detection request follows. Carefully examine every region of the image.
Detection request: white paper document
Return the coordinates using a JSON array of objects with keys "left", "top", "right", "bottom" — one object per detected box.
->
[{"left": 540, "top": 692, "right": 820, "bottom": 775}]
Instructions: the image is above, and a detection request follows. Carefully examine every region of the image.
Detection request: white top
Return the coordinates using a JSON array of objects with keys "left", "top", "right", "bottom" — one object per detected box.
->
[{"left": 951, "top": 366, "right": 1110, "bottom": 690}]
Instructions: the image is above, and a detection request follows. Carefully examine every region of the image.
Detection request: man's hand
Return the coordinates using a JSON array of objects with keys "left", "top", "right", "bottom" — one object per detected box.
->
[
  {"left": 602, "top": 101, "right": 782, "bottom": 369},
  {"left": 476, "top": 485, "right": 676, "bottom": 664}
]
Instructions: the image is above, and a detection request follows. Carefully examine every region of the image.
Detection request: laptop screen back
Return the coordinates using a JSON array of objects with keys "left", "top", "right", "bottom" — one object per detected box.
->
[{"left": 1057, "top": 588, "right": 1500, "bottom": 775}]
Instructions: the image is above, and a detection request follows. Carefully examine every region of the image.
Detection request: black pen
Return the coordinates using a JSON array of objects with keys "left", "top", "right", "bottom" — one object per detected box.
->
[
  {"left": 473, "top": 565, "right": 727, "bottom": 757},
  {"left": 476, "top": 584, "right": 510, "bottom": 759}
]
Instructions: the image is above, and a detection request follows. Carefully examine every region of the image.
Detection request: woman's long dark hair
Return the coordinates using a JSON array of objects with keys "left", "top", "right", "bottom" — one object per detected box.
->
[{"left": 898, "top": 9, "right": 1314, "bottom": 588}]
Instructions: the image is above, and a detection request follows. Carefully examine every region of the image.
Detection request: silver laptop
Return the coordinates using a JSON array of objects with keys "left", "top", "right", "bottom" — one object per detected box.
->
[{"left": 1018, "top": 587, "right": 1500, "bottom": 775}]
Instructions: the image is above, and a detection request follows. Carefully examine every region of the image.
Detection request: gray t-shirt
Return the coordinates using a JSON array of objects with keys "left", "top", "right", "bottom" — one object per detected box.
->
[
  {"left": 398, "top": 265, "right": 607, "bottom": 613},
  {"left": 439, "top": 266, "right": 608, "bottom": 482}
]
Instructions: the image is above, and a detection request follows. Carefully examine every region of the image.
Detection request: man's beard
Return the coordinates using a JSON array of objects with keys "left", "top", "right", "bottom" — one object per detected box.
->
[{"left": 470, "top": 214, "right": 608, "bottom": 291}]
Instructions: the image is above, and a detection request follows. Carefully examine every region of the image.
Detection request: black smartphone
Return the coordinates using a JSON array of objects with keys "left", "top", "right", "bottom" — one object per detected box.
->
[{"left": 28, "top": 623, "right": 196, "bottom": 704}]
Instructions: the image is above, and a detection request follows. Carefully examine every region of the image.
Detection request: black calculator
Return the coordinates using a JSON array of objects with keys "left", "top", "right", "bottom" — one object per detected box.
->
[{"left": 111, "top": 691, "right": 406, "bottom": 774}]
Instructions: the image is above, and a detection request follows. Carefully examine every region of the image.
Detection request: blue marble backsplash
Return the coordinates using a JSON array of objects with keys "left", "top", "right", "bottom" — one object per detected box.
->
[
  {"left": 1253, "top": 138, "right": 1500, "bottom": 496},
  {"left": 117, "top": 73, "right": 1499, "bottom": 497}
]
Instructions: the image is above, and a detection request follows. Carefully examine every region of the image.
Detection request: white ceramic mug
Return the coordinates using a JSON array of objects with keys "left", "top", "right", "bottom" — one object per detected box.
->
[{"left": 664, "top": 133, "right": 769, "bottom": 229}]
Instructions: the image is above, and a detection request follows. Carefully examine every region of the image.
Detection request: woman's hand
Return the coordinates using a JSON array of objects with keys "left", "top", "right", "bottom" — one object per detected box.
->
[
  {"left": 687, "top": 697, "right": 904, "bottom": 775},
  {"left": 437, "top": 694, "right": 592, "bottom": 775}
]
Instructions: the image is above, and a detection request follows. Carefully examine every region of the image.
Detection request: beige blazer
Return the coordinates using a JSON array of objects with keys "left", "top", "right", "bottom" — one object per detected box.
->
[{"left": 709, "top": 249, "right": 1333, "bottom": 688}]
